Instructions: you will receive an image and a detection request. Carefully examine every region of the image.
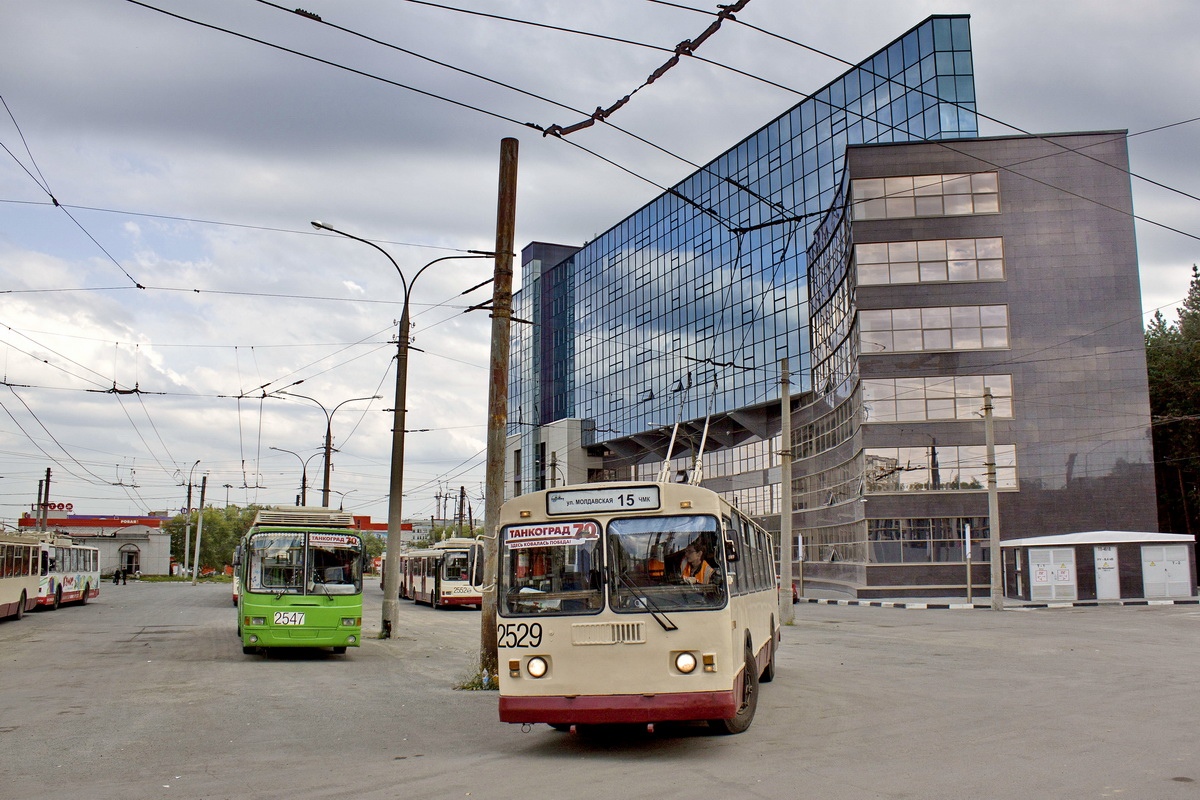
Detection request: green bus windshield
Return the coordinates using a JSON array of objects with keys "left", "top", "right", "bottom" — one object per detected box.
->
[{"left": 246, "top": 530, "right": 362, "bottom": 596}]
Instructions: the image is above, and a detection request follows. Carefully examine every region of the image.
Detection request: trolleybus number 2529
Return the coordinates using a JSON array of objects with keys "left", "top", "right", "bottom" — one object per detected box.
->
[{"left": 497, "top": 622, "right": 543, "bottom": 649}]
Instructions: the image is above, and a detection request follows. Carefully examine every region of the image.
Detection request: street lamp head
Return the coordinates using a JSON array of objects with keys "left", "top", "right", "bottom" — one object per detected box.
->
[{"left": 311, "top": 220, "right": 329, "bottom": 231}]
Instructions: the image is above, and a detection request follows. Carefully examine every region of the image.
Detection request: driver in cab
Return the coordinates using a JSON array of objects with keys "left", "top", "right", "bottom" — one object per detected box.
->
[{"left": 680, "top": 541, "right": 718, "bottom": 585}]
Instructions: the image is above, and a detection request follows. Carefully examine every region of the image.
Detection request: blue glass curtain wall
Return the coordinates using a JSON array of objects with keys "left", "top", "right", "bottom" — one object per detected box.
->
[{"left": 513, "top": 15, "right": 976, "bottom": 449}]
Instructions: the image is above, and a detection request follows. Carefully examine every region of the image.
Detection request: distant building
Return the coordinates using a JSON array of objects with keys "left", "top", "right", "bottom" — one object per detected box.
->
[{"left": 19, "top": 514, "right": 171, "bottom": 575}]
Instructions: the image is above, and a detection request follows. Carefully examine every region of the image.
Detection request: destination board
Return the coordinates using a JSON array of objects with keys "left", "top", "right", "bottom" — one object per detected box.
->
[{"left": 546, "top": 485, "right": 660, "bottom": 516}]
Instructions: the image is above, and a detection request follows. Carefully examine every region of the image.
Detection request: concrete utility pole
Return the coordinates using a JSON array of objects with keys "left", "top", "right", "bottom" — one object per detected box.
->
[
  {"left": 183, "top": 460, "right": 199, "bottom": 575},
  {"left": 984, "top": 387, "right": 1003, "bottom": 610},
  {"left": 779, "top": 359, "right": 796, "bottom": 623},
  {"left": 481, "top": 137, "right": 519, "bottom": 684},
  {"left": 190, "top": 474, "right": 208, "bottom": 586}
]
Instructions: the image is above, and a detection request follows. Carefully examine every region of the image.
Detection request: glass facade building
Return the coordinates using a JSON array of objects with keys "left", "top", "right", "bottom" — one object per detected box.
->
[
  {"left": 512, "top": 15, "right": 977, "bottom": 481},
  {"left": 508, "top": 16, "right": 1158, "bottom": 596}
]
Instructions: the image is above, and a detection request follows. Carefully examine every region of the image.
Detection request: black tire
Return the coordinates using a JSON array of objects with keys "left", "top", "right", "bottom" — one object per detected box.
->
[
  {"left": 548, "top": 723, "right": 572, "bottom": 732},
  {"left": 332, "top": 646, "right": 347, "bottom": 654},
  {"left": 242, "top": 646, "right": 257, "bottom": 656},
  {"left": 80, "top": 584, "right": 89, "bottom": 605},
  {"left": 15, "top": 591, "right": 26, "bottom": 620},
  {"left": 52, "top": 586, "right": 62, "bottom": 611},
  {"left": 760, "top": 632, "right": 776, "bottom": 684},
  {"left": 709, "top": 644, "right": 759, "bottom": 735}
]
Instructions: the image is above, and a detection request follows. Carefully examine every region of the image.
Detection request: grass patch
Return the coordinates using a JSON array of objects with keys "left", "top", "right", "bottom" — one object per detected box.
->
[
  {"left": 139, "top": 574, "right": 232, "bottom": 584},
  {"left": 455, "top": 668, "right": 499, "bottom": 691}
]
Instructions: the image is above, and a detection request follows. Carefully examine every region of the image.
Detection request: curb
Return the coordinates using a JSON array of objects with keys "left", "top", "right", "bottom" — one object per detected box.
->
[{"left": 800, "top": 597, "right": 1200, "bottom": 610}]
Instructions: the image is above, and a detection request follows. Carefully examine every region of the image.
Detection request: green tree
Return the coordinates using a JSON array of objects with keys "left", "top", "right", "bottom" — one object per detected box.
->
[
  {"left": 1145, "top": 265, "right": 1200, "bottom": 536},
  {"left": 163, "top": 505, "right": 263, "bottom": 573}
]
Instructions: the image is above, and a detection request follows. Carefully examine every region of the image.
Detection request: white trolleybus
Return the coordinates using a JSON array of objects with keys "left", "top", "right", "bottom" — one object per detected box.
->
[
  {"left": 496, "top": 481, "right": 780, "bottom": 734},
  {"left": 397, "top": 537, "right": 484, "bottom": 609},
  {"left": 1, "top": 533, "right": 40, "bottom": 620},
  {"left": 38, "top": 537, "right": 100, "bottom": 609}
]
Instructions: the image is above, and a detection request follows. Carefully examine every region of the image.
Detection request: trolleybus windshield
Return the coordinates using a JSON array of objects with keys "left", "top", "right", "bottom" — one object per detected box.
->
[
  {"left": 500, "top": 521, "right": 603, "bottom": 615},
  {"left": 247, "top": 531, "right": 361, "bottom": 596},
  {"left": 608, "top": 514, "right": 726, "bottom": 611}
]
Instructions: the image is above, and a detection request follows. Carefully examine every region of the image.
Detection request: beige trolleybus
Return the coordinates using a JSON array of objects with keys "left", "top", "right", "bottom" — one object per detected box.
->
[{"left": 496, "top": 481, "right": 780, "bottom": 734}]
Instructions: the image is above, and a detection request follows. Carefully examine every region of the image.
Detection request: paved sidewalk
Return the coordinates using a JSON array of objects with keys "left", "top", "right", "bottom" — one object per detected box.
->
[{"left": 796, "top": 589, "right": 1200, "bottom": 610}]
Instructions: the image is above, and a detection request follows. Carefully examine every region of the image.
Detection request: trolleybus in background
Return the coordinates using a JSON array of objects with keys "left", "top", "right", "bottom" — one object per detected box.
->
[
  {"left": 496, "top": 481, "right": 780, "bottom": 735},
  {"left": 38, "top": 537, "right": 100, "bottom": 609},
  {"left": 235, "top": 508, "right": 364, "bottom": 656},
  {"left": 397, "top": 537, "right": 483, "bottom": 609},
  {"left": 0, "top": 533, "right": 40, "bottom": 620}
]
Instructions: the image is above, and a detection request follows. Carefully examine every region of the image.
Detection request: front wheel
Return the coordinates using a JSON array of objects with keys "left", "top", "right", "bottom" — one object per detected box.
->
[
  {"left": 709, "top": 645, "right": 759, "bottom": 735},
  {"left": 332, "top": 646, "right": 347, "bottom": 654},
  {"left": 15, "top": 591, "right": 26, "bottom": 620},
  {"left": 80, "top": 584, "right": 90, "bottom": 606},
  {"left": 242, "top": 646, "right": 257, "bottom": 656},
  {"left": 52, "top": 586, "right": 62, "bottom": 611}
]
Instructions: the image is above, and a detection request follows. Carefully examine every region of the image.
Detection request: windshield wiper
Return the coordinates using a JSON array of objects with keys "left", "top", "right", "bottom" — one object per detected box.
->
[{"left": 613, "top": 568, "right": 677, "bottom": 632}]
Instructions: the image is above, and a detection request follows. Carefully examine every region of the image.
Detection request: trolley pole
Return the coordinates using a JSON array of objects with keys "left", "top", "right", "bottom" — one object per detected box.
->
[
  {"left": 779, "top": 359, "right": 796, "bottom": 623},
  {"left": 481, "top": 137, "right": 519, "bottom": 685}
]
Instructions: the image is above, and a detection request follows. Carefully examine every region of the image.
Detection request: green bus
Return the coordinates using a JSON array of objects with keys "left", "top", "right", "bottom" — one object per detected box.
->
[{"left": 235, "top": 508, "right": 364, "bottom": 656}]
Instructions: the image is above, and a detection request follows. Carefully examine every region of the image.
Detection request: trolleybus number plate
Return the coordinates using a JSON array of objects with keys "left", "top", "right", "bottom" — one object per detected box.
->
[
  {"left": 274, "top": 611, "right": 305, "bottom": 626},
  {"left": 546, "top": 486, "right": 660, "bottom": 515},
  {"left": 497, "top": 622, "right": 542, "bottom": 648}
]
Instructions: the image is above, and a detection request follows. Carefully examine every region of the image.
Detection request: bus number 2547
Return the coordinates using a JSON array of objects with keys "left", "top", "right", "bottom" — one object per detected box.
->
[{"left": 497, "top": 623, "right": 542, "bottom": 648}]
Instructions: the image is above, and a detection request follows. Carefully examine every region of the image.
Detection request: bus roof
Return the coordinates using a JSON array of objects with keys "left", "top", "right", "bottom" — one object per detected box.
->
[{"left": 251, "top": 508, "right": 356, "bottom": 529}]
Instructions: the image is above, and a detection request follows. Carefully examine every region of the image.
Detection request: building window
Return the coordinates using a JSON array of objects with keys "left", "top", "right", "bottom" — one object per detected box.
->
[
  {"left": 863, "top": 375, "right": 1013, "bottom": 422},
  {"left": 868, "top": 517, "right": 989, "bottom": 563},
  {"left": 860, "top": 305, "right": 1008, "bottom": 353},
  {"left": 865, "top": 444, "right": 1016, "bottom": 492},
  {"left": 851, "top": 172, "right": 999, "bottom": 220},
  {"left": 856, "top": 237, "right": 1004, "bottom": 285}
]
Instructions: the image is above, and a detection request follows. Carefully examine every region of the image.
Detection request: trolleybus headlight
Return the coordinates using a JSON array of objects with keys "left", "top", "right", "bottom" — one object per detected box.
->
[
  {"left": 675, "top": 652, "right": 698, "bottom": 674},
  {"left": 346, "top": 635, "right": 357, "bottom": 645},
  {"left": 341, "top": 617, "right": 358, "bottom": 627},
  {"left": 248, "top": 634, "right": 259, "bottom": 644},
  {"left": 248, "top": 616, "right": 265, "bottom": 626},
  {"left": 527, "top": 656, "right": 549, "bottom": 678}
]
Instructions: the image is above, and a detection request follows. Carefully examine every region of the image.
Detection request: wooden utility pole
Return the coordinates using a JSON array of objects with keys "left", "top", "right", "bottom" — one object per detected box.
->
[{"left": 481, "top": 137, "right": 518, "bottom": 684}]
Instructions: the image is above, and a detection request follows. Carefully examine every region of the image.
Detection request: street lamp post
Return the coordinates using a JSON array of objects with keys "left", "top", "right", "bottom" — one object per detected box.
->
[
  {"left": 269, "top": 446, "right": 323, "bottom": 506},
  {"left": 329, "top": 489, "right": 358, "bottom": 511},
  {"left": 311, "top": 219, "right": 494, "bottom": 638},
  {"left": 276, "top": 392, "right": 380, "bottom": 507}
]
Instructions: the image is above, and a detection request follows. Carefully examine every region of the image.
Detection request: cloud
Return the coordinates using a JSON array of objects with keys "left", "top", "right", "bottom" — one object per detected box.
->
[{"left": 0, "top": 0, "right": 1196, "bottom": 523}]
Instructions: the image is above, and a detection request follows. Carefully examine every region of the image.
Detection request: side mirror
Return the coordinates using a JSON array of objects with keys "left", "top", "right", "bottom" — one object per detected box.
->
[{"left": 723, "top": 535, "right": 739, "bottom": 563}]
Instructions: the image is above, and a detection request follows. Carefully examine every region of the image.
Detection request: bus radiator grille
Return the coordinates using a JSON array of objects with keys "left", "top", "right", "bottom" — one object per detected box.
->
[{"left": 571, "top": 621, "right": 646, "bottom": 645}]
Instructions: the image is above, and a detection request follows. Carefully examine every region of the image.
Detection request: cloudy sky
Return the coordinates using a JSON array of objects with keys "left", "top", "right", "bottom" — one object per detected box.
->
[{"left": 1, "top": 0, "right": 1196, "bottom": 528}]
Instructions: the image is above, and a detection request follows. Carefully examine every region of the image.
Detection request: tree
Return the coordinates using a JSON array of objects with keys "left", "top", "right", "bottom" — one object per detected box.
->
[
  {"left": 1145, "top": 265, "right": 1200, "bottom": 536},
  {"left": 163, "top": 505, "right": 263, "bottom": 573}
]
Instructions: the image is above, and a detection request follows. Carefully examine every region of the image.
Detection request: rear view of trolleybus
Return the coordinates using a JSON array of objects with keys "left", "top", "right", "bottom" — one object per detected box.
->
[
  {"left": 496, "top": 482, "right": 780, "bottom": 734},
  {"left": 235, "top": 508, "right": 364, "bottom": 656}
]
